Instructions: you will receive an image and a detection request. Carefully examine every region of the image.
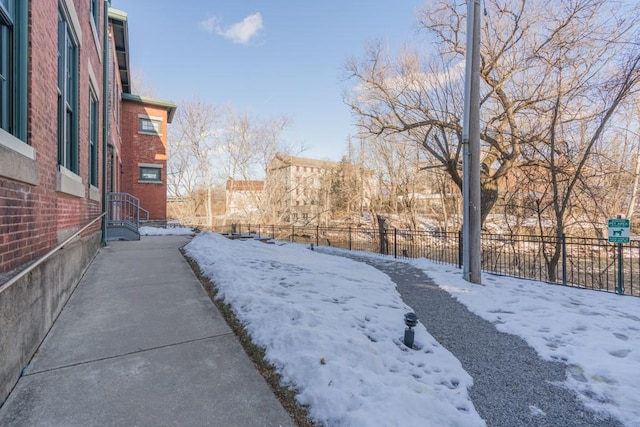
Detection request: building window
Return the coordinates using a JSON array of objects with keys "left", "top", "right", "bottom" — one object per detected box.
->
[
  {"left": 88, "top": 89, "right": 98, "bottom": 186},
  {"left": 139, "top": 166, "right": 161, "bottom": 182},
  {"left": 0, "top": 0, "right": 27, "bottom": 142},
  {"left": 57, "top": 6, "right": 79, "bottom": 173},
  {"left": 139, "top": 117, "right": 161, "bottom": 134},
  {"left": 0, "top": 15, "right": 10, "bottom": 132},
  {"left": 89, "top": 0, "right": 99, "bottom": 30}
]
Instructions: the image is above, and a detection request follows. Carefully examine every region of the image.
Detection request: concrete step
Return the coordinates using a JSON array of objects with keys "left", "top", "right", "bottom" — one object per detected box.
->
[{"left": 106, "top": 225, "right": 140, "bottom": 241}]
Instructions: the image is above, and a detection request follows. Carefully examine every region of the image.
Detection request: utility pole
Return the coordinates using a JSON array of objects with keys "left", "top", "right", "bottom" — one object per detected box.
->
[{"left": 462, "top": 0, "right": 482, "bottom": 284}]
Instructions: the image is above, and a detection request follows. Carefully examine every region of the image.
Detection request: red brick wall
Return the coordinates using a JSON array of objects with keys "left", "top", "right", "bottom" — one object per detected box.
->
[
  {"left": 120, "top": 102, "right": 168, "bottom": 221},
  {"left": 107, "top": 28, "right": 124, "bottom": 194},
  {"left": 0, "top": 0, "right": 106, "bottom": 274}
]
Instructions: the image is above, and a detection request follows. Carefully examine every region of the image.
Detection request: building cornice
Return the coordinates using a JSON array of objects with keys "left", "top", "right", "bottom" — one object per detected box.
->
[{"left": 121, "top": 93, "right": 177, "bottom": 123}]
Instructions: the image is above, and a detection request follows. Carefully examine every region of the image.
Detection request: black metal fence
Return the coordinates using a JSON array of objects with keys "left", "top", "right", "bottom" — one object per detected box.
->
[{"left": 215, "top": 223, "right": 639, "bottom": 297}]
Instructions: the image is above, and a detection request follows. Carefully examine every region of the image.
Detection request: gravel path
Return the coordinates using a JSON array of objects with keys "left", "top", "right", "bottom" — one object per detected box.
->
[{"left": 333, "top": 252, "right": 622, "bottom": 427}]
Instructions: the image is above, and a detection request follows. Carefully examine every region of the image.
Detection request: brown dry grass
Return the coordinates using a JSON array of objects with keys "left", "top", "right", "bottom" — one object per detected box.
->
[{"left": 182, "top": 250, "right": 314, "bottom": 427}]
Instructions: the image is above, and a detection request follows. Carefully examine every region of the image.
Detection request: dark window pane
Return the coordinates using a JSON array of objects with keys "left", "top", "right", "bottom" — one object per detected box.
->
[
  {"left": 139, "top": 117, "right": 161, "bottom": 134},
  {"left": 140, "top": 167, "right": 161, "bottom": 181},
  {"left": 89, "top": 91, "right": 98, "bottom": 186},
  {"left": 56, "top": 9, "right": 78, "bottom": 172},
  {"left": 0, "top": 25, "right": 11, "bottom": 132}
]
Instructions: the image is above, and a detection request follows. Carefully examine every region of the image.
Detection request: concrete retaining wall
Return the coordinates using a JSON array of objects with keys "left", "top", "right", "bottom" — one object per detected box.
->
[{"left": 0, "top": 231, "right": 101, "bottom": 405}]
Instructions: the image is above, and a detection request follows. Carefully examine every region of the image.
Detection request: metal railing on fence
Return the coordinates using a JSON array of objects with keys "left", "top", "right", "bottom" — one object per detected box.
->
[
  {"left": 107, "top": 192, "right": 148, "bottom": 232},
  {"left": 213, "top": 223, "right": 638, "bottom": 297}
]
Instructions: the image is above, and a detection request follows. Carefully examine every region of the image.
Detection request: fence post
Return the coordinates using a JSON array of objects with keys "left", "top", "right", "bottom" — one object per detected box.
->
[
  {"left": 394, "top": 228, "right": 397, "bottom": 259},
  {"left": 617, "top": 242, "right": 625, "bottom": 295},
  {"left": 316, "top": 225, "right": 319, "bottom": 247},
  {"left": 272, "top": 224, "right": 275, "bottom": 240},
  {"left": 561, "top": 233, "right": 567, "bottom": 286},
  {"left": 291, "top": 225, "right": 294, "bottom": 242},
  {"left": 458, "top": 229, "right": 463, "bottom": 268},
  {"left": 349, "top": 226, "right": 352, "bottom": 251},
  {"left": 258, "top": 224, "right": 261, "bottom": 239}
]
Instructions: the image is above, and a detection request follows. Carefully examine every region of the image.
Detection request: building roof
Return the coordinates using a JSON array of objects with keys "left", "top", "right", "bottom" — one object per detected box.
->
[
  {"left": 226, "top": 180, "right": 265, "bottom": 191},
  {"left": 121, "top": 93, "right": 178, "bottom": 123},
  {"left": 269, "top": 153, "right": 339, "bottom": 170},
  {"left": 108, "top": 8, "right": 131, "bottom": 94},
  {"left": 109, "top": 8, "right": 177, "bottom": 123}
]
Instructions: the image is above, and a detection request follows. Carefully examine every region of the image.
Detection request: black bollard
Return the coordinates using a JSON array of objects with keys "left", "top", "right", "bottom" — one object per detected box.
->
[{"left": 404, "top": 312, "right": 418, "bottom": 349}]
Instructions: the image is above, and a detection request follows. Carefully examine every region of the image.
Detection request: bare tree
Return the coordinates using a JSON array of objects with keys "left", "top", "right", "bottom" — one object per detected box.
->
[
  {"left": 168, "top": 98, "right": 223, "bottom": 227},
  {"left": 130, "top": 67, "right": 156, "bottom": 98},
  {"left": 345, "top": 0, "right": 640, "bottom": 229},
  {"left": 169, "top": 98, "right": 294, "bottom": 226},
  {"left": 220, "top": 111, "right": 292, "bottom": 223},
  {"left": 358, "top": 133, "right": 425, "bottom": 229}
]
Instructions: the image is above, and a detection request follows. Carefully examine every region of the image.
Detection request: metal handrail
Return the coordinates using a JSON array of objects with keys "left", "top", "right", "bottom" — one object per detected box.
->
[
  {"left": 140, "top": 206, "right": 149, "bottom": 221},
  {"left": 107, "top": 192, "right": 145, "bottom": 230},
  {"left": 0, "top": 213, "right": 106, "bottom": 292}
]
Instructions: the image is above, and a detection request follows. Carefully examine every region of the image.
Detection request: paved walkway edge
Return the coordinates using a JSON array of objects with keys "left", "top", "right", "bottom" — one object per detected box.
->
[{"left": 0, "top": 236, "right": 294, "bottom": 427}]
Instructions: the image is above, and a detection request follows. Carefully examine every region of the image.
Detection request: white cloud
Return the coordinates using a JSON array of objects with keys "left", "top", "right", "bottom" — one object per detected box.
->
[
  {"left": 199, "top": 13, "right": 264, "bottom": 45},
  {"left": 199, "top": 16, "right": 219, "bottom": 34}
]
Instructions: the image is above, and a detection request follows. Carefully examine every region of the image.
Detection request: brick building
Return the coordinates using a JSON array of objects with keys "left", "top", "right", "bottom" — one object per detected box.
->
[
  {"left": 265, "top": 153, "right": 381, "bottom": 225},
  {"left": 266, "top": 153, "right": 338, "bottom": 225},
  {"left": 224, "top": 180, "right": 265, "bottom": 224},
  {"left": 0, "top": 1, "right": 175, "bottom": 404},
  {"left": 120, "top": 94, "right": 176, "bottom": 222},
  {"left": 108, "top": 8, "right": 175, "bottom": 224}
]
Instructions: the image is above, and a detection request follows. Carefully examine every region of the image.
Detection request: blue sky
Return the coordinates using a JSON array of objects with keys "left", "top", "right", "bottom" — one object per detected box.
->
[{"left": 110, "top": 1, "right": 425, "bottom": 161}]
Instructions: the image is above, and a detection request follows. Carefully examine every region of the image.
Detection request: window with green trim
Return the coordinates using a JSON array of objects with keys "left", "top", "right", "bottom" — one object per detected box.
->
[
  {"left": 57, "top": 6, "right": 79, "bottom": 173},
  {"left": 0, "top": 0, "right": 27, "bottom": 141},
  {"left": 89, "top": 89, "right": 98, "bottom": 186},
  {"left": 90, "top": 0, "right": 99, "bottom": 30},
  {"left": 139, "top": 166, "right": 161, "bottom": 182},
  {"left": 139, "top": 117, "right": 161, "bottom": 134},
  {"left": 0, "top": 20, "right": 9, "bottom": 132}
]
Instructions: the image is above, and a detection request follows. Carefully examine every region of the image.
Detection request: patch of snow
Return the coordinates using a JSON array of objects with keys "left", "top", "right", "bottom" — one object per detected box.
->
[
  {"left": 529, "top": 405, "right": 546, "bottom": 417},
  {"left": 184, "top": 233, "right": 640, "bottom": 426},
  {"left": 406, "top": 257, "right": 640, "bottom": 426},
  {"left": 139, "top": 226, "right": 195, "bottom": 236},
  {"left": 185, "top": 232, "right": 484, "bottom": 426}
]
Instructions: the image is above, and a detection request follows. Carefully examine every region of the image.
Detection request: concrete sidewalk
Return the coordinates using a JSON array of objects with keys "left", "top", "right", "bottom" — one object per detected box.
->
[{"left": 0, "top": 236, "right": 294, "bottom": 427}]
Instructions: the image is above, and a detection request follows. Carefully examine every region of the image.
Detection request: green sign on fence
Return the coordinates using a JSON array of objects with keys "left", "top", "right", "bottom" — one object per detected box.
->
[{"left": 608, "top": 218, "right": 630, "bottom": 244}]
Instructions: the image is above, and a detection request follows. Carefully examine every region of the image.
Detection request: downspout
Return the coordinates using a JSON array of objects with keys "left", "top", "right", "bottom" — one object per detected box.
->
[
  {"left": 109, "top": 142, "right": 114, "bottom": 191},
  {"left": 101, "top": 0, "right": 111, "bottom": 245}
]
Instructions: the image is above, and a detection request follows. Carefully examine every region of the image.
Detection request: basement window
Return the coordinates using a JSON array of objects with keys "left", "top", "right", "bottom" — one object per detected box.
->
[{"left": 139, "top": 166, "right": 161, "bottom": 182}]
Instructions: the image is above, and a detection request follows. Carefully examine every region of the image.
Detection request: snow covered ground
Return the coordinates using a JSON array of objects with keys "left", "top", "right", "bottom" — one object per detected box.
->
[
  {"left": 406, "top": 257, "right": 640, "bottom": 426},
  {"left": 184, "top": 232, "right": 640, "bottom": 426},
  {"left": 139, "top": 226, "right": 195, "bottom": 236}
]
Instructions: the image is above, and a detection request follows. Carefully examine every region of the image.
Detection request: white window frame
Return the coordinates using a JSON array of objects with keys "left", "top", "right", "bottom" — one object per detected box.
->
[
  {"left": 138, "top": 114, "right": 163, "bottom": 136},
  {"left": 138, "top": 163, "right": 163, "bottom": 183}
]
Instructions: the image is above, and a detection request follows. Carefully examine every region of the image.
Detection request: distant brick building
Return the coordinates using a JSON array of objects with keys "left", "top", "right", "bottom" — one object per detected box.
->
[
  {"left": 107, "top": 9, "right": 175, "bottom": 224},
  {"left": 224, "top": 180, "right": 265, "bottom": 224},
  {"left": 0, "top": 1, "right": 175, "bottom": 404},
  {"left": 265, "top": 153, "right": 380, "bottom": 225},
  {"left": 120, "top": 94, "right": 176, "bottom": 222},
  {"left": 266, "top": 153, "right": 338, "bottom": 225}
]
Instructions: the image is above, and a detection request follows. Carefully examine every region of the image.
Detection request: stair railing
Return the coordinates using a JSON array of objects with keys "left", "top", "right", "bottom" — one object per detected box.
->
[{"left": 107, "top": 192, "right": 145, "bottom": 234}]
